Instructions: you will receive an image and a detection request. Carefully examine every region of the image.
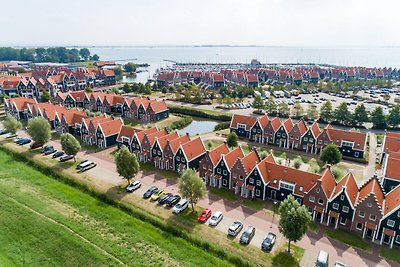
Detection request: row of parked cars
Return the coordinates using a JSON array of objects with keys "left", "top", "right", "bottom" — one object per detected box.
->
[
  {"left": 225, "top": 102, "right": 251, "bottom": 109},
  {"left": 125, "top": 180, "right": 278, "bottom": 250}
]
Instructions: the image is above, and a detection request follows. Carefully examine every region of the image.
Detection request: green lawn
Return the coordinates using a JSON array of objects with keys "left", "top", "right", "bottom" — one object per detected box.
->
[
  {"left": 271, "top": 244, "right": 304, "bottom": 267},
  {"left": 208, "top": 187, "right": 238, "bottom": 202},
  {"left": 325, "top": 229, "right": 371, "bottom": 251},
  {"left": 380, "top": 247, "right": 400, "bottom": 264},
  {"left": 140, "top": 163, "right": 178, "bottom": 179},
  {"left": 241, "top": 198, "right": 266, "bottom": 211},
  {"left": 204, "top": 139, "right": 224, "bottom": 150},
  {"left": 0, "top": 150, "right": 234, "bottom": 267}
]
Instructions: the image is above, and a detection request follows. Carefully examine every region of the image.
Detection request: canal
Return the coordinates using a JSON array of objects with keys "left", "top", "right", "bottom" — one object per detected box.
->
[{"left": 178, "top": 118, "right": 218, "bottom": 136}]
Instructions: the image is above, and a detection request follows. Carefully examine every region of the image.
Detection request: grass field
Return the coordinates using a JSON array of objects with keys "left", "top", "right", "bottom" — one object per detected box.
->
[
  {"left": 325, "top": 229, "right": 371, "bottom": 251},
  {"left": 0, "top": 150, "right": 234, "bottom": 267}
]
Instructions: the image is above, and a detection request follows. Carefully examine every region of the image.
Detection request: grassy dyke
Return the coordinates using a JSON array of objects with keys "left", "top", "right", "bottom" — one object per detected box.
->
[
  {"left": 0, "top": 145, "right": 255, "bottom": 267},
  {"left": 168, "top": 104, "right": 232, "bottom": 121}
]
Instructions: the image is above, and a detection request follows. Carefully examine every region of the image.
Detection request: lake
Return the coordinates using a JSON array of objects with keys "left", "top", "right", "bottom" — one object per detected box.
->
[{"left": 178, "top": 118, "right": 218, "bottom": 136}]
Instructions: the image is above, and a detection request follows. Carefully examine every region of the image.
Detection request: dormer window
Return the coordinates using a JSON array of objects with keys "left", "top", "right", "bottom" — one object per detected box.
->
[
  {"left": 340, "top": 195, "right": 344, "bottom": 201},
  {"left": 367, "top": 202, "right": 372, "bottom": 208},
  {"left": 316, "top": 188, "right": 320, "bottom": 193},
  {"left": 299, "top": 186, "right": 303, "bottom": 192}
]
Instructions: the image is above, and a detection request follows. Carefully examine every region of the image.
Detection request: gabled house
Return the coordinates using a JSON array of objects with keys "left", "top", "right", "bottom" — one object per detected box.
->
[
  {"left": 55, "top": 109, "right": 87, "bottom": 135},
  {"left": 301, "top": 121, "right": 321, "bottom": 153},
  {"left": 131, "top": 127, "right": 159, "bottom": 157},
  {"left": 380, "top": 131, "right": 400, "bottom": 164},
  {"left": 381, "top": 152, "right": 400, "bottom": 193},
  {"left": 81, "top": 115, "right": 113, "bottom": 145},
  {"left": 174, "top": 137, "right": 206, "bottom": 172},
  {"left": 116, "top": 125, "right": 141, "bottom": 150},
  {"left": 199, "top": 143, "right": 230, "bottom": 185},
  {"left": 139, "top": 129, "right": 169, "bottom": 163},
  {"left": 274, "top": 118, "right": 293, "bottom": 148},
  {"left": 231, "top": 149, "right": 261, "bottom": 196},
  {"left": 145, "top": 100, "right": 169, "bottom": 122},
  {"left": 377, "top": 185, "right": 400, "bottom": 248},
  {"left": 353, "top": 177, "right": 384, "bottom": 241},
  {"left": 264, "top": 117, "right": 281, "bottom": 145},
  {"left": 243, "top": 155, "right": 275, "bottom": 199},
  {"left": 288, "top": 119, "right": 308, "bottom": 150},
  {"left": 230, "top": 114, "right": 257, "bottom": 139},
  {"left": 316, "top": 125, "right": 333, "bottom": 154},
  {"left": 151, "top": 131, "right": 180, "bottom": 169},
  {"left": 303, "top": 167, "right": 336, "bottom": 223},
  {"left": 64, "top": 91, "right": 87, "bottom": 108},
  {"left": 326, "top": 126, "right": 367, "bottom": 159},
  {"left": 213, "top": 147, "right": 245, "bottom": 189},
  {"left": 249, "top": 115, "right": 268, "bottom": 143},
  {"left": 4, "top": 97, "right": 38, "bottom": 120},
  {"left": 95, "top": 118, "right": 124, "bottom": 148},
  {"left": 162, "top": 134, "right": 191, "bottom": 171},
  {"left": 326, "top": 172, "right": 359, "bottom": 229}
]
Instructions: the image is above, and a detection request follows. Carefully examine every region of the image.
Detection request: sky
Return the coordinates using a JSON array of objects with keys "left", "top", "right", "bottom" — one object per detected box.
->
[{"left": 2, "top": 0, "right": 400, "bottom": 47}]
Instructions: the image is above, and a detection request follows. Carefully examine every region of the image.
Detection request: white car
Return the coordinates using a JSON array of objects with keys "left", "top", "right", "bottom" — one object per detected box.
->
[
  {"left": 126, "top": 181, "right": 141, "bottom": 192},
  {"left": 172, "top": 199, "right": 188, "bottom": 214},
  {"left": 209, "top": 211, "right": 223, "bottom": 226}
]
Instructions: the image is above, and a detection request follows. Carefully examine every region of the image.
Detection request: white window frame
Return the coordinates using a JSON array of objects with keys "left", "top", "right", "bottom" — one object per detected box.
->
[
  {"left": 388, "top": 220, "right": 395, "bottom": 227},
  {"left": 356, "top": 222, "right": 363, "bottom": 230},
  {"left": 333, "top": 203, "right": 339, "bottom": 210},
  {"left": 342, "top": 206, "right": 349, "bottom": 213},
  {"left": 359, "top": 211, "right": 365, "bottom": 218},
  {"left": 309, "top": 196, "right": 315, "bottom": 202}
]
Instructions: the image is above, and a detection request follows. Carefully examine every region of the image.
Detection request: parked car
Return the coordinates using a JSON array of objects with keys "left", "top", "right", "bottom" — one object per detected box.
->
[
  {"left": 77, "top": 161, "right": 96, "bottom": 172},
  {"left": 44, "top": 148, "right": 57, "bottom": 155},
  {"left": 41, "top": 145, "right": 54, "bottom": 154},
  {"left": 14, "top": 137, "right": 24, "bottom": 143},
  {"left": 0, "top": 129, "right": 7, "bottom": 135},
  {"left": 172, "top": 199, "right": 188, "bottom": 214},
  {"left": 166, "top": 195, "right": 181, "bottom": 207},
  {"left": 157, "top": 192, "right": 173, "bottom": 205},
  {"left": 198, "top": 208, "right": 212, "bottom": 223},
  {"left": 240, "top": 226, "right": 256, "bottom": 244},
  {"left": 228, "top": 221, "right": 243, "bottom": 236},
  {"left": 334, "top": 261, "right": 347, "bottom": 267},
  {"left": 126, "top": 181, "right": 141, "bottom": 192},
  {"left": 261, "top": 233, "right": 276, "bottom": 251},
  {"left": 151, "top": 189, "right": 165, "bottom": 201},
  {"left": 75, "top": 159, "right": 89, "bottom": 169},
  {"left": 5, "top": 133, "right": 17, "bottom": 139},
  {"left": 30, "top": 142, "right": 42, "bottom": 149},
  {"left": 59, "top": 154, "right": 74, "bottom": 162},
  {"left": 143, "top": 186, "right": 158, "bottom": 199},
  {"left": 315, "top": 250, "right": 329, "bottom": 267},
  {"left": 52, "top": 151, "right": 64, "bottom": 158},
  {"left": 16, "top": 138, "right": 31, "bottom": 145},
  {"left": 209, "top": 211, "right": 223, "bottom": 226}
]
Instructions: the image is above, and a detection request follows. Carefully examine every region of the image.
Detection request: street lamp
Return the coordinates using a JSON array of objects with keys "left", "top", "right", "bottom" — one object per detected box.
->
[{"left": 271, "top": 200, "right": 277, "bottom": 228}]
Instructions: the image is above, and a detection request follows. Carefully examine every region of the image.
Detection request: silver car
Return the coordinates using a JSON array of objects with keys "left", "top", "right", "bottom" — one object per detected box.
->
[{"left": 209, "top": 211, "right": 223, "bottom": 226}]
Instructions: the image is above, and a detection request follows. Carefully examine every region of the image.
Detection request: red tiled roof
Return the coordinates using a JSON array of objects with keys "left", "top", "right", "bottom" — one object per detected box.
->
[
  {"left": 68, "top": 91, "right": 87, "bottom": 102},
  {"left": 62, "top": 110, "right": 87, "bottom": 125},
  {"left": 149, "top": 100, "right": 168, "bottom": 113},
  {"left": 240, "top": 150, "right": 261, "bottom": 175},
  {"left": 269, "top": 117, "right": 282, "bottom": 132},
  {"left": 383, "top": 132, "right": 400, "bottom": 154},
  {"left": 9, "top": 97, "right": 38, "bottom": 111},
  {"left": 223, "top": 147, "right": 245, "bottom": 169},
  {"left": 357, "top": 177, "right": 384, "bottom": 207},
  {"left": 384, "top": 185, "right": 400, "bottom": 215},
  {"left": 258, "top": 115, "right": 269, "bottom": 129},
  {"left": 333, "top": 172, "right": 359, "bottom": 205},
  {"left": 99, "top": 118, "right": 123, "bottom": 137},
  {"left": 168, "top": 134, "right": 191, "bottom": 153},
  {"left": 208, "top": 143, "right": 230, "bottom": 166},
  {"left": 310, "top": 122, "right": 321, "bottom": 138},
  {"left": 181, "top": 137, "right": 206, "bottom": 161},
  {"left": 297, "top": 119, "right": 308, "bottom": 136},
  {"left": 145, "top": 129, "right": 169, "bottom": 147},
  {"left": 230, "top": 114, "right": 257, "bottom": 131},
  {"left": 212, "top": 74, "right": 224, "bottom": 83},
  {"left": 116, "top": 125, "right": 141, "bottom": 142},
  {"left": 156, "top": 131, "right": 180, "bottom": 150},
  {"left": 136, "top": 127, "right": 159, "bottom": 144},
  {"left": 327, "top": 128, "right": 367, "bottom": 151},
  {"left": 384, "top": 152, "right": 400, "bottom": 180},
  {"left": 83, "top": 115, "right": 113, "bottom": 129},
  {"left": 319, "top": 167, "right": 336, "bottom": 198},
  {"left": 283, "top": 118, "right": 294, "bottom": 133},
  {"left": 103, "top": 69, "right": 115, "bottom": 77}
]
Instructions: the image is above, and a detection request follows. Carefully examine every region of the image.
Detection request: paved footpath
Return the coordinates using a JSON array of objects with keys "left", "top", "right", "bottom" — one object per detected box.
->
[{"left": 6, "top": 129, "right": 400, "bottom": 267}]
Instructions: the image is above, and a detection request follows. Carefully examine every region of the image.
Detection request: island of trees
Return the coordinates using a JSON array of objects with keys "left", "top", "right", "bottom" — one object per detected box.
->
[{"left": 0, "top": 47, "right": 99, "bottom": 63}]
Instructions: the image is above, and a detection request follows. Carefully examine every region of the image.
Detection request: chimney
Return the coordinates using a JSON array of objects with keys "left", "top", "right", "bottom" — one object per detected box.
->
[
  {"left": 223, "top": 141, "right": 227, "bottom": 144},
  {"left": 348, "top": 168, "right": 354, "bottom": 174},
  {"left": 186, "top": 132, "right": 189, "bottom": 137},
  {"left": 326, "top": 164, "right": 331, "bottom": 169},
  {"left": 252, "top": 146, "right": 257, "bottom": 152},
  {"left": 166, "top": 140, "right": 170, "bottom": 146}
]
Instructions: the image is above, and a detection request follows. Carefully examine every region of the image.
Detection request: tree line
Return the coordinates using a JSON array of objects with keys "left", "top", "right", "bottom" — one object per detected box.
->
[
  {"left": 0, "top": 47, "right": 99, "bottom": 63},
  {"left": 252, "top": 95, "right": 400, "bottom": 129}
]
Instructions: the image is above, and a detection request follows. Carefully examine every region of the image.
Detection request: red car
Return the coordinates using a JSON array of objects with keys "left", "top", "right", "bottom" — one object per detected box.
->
[{"left": 198, "top": 208, "right": 212, "bottom": 223}]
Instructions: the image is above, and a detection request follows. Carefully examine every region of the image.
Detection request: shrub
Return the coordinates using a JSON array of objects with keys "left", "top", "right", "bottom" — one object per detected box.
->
[
  {"left": 293, "top": 156, "right": 302, "bottom": 169},
  {"left": 214, "top": 121, "right": 230, "bottom": 131},
  {"left": 166, "top": 115, "right": 192, "bottom": 131},
  {"left": 168, "top": 105, "right": 232, "bottom": 121}
]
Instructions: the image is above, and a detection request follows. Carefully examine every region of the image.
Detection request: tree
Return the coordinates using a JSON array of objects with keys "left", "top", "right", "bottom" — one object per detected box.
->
[
  {"left": 278, "top": 195, "right": 311, "bottom": 253},
  {"left": 226, "top": 132, "right": 239, "bottom": 148},
  {"left": 91, "top": 54, "right": 100, "bottom": 61},
  {"left": 3, "top": 116, "right": 22, "bottom": 134},
  {"left": 278, "top": 102, "right": 290, "bottom": 117},
  {"left": 320, "top": 100, "right": 334, "bottom": 122},
  {"left": 292, "top": 102, "right": 304, "bottom": 118},
  {"left": 79, "top": 48, "right": 91, "bottom": 61},
  {"left": 265, "top": 96, "right": 277, "bottom": 115},
  {"left": 306, "top": 104, "right": 319, "bottom": 121},
  {"left": 60, "top": 133, "right": 81, "bottom": 162},
  {"left": 178, "top": 168, "right": 207, "bottom": 212},
  {"left": 40, "top": 91, "right": 51, "bottom": 103},
  {"left": 352, "top": 104, "right": 369, "bottom": 126},
  {"left": 387, "top": 104, "right": 400, "bottom": 128},
  {"left": 115, "top": 146, "right": 140, "bottom": 184},
  {"left": 334, "top": 102, "right": 351, "bottom": 125},
  {"left": 113, "top": 67, "right": 123, "bottom": 77},
  {"left": 27, "top": 117, "right": 51, "bottom": 146},
  {"left": 320, "top": 144, "right": 342, "bottom": 165},
  {"left": 371, "top": 106, "right": 387, "bottom": 129},
  {"left": 123, "top": 62, "right": 137, "bottom": 73},
  {"left": 84, "top": 87, "right": 93, "bottom": 93},
  {"left": 252, "top": 95, "right": 265, "bottom": 111}
]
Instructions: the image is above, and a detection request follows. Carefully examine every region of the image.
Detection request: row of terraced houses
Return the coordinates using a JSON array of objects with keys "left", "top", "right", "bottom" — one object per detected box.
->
[
  {"left": 230, "top": 114, "right": 367, "bottom": 160},
  {"left": 115, "top": 122, "right": 400, "bottom": 248},
  {"left": 0, "top": 65, "right": 116, "bottom": 99},
  {"left": 156, "top": 66, "right": 399, "bottom": 88}
]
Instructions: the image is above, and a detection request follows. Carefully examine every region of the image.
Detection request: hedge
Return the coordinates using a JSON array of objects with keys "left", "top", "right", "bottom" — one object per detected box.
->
[
  {"left": 0, "top": 144, "right": 255, "bottom": 267},
  {"left": 168, "top": 105, "right": 232, "bottom": 121},
  {"left": 214, "top": 121, "right": 230, "bottom": 131},
  {"left": 166, "top": 114, "right": 193, "bottom": 131}
]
